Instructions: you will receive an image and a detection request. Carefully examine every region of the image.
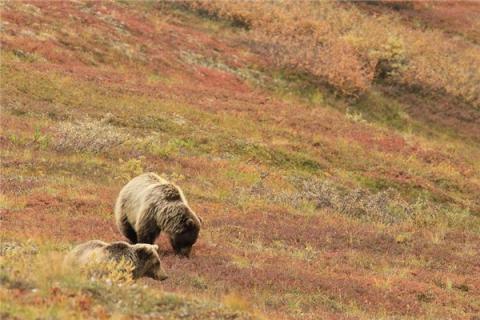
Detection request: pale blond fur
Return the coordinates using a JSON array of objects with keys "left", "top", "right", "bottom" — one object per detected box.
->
[
  {"left": 114, "top": 173, "right": 202, "bottom": 256},
  {"left": 64, "top": 240, "right": 167, "bottom": 280}
]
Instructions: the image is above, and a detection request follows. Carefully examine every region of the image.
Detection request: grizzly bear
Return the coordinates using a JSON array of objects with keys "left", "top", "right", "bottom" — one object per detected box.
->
[
  {"left": 64, "top": 240, "right": 168, "bottom": 281},
  {"left": 114, "top": 173, "right": 202, "bottom": 257}
]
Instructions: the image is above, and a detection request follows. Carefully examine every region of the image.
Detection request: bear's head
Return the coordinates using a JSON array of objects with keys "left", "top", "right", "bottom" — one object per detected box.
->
[
  {"left": 133, "top": 244, "right": 168, "bottom": 281},
  {"left": 170, "top": 213, "right": 201, "bottom": 257}
]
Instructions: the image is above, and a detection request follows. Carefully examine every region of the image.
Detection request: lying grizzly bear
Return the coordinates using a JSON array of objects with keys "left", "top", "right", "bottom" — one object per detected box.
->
[
  {"left": 114, "top": 173, "right": 202, "bottom": 257},
  {"left": 64, "top": 240, "right": 168, "bottom": 281}
]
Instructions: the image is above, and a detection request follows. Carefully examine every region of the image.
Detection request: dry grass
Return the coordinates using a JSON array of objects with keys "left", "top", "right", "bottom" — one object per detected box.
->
[
  {"left": 54, "top": 116, "right": 129, "bottom": 153},
  {"left": 0, "top": 240, "right": 256, "bottom": 320}
]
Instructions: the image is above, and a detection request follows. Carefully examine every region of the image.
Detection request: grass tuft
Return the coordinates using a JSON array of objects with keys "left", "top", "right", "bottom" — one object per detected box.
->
[{"left": 54, "top": 118, "right": 129, "bottom": 153}]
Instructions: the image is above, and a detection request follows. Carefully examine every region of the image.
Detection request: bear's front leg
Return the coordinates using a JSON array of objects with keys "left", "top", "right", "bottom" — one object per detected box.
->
[
  {"left": 136, "top": 216, "right": 160, "bottom": 244},
  {"left": 137, "top": 228, "right": 159, "bottom": 244}
]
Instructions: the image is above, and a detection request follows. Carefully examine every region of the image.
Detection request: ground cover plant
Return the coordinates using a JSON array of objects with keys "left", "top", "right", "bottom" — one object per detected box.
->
[{"left": 1, "top": 1, "right": 479, "bottom": 319}]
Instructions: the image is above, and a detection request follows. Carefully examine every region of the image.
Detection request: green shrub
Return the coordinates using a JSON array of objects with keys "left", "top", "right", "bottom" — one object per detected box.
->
[{"left": 372, "top": 36, "right": 408, "bottom": 80}]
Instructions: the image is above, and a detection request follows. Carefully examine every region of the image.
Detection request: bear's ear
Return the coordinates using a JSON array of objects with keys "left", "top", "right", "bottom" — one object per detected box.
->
[
  {"left": 134, "top": 244, "right": 156, "bottom": 261},
  {"left": 134, "top": 244, "right": 154, "bottom": 255}
]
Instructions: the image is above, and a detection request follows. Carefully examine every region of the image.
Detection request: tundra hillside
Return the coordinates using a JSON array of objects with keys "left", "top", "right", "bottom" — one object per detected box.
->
[{"left": 1, "top": 1, "right": 479, "bottom": 319}]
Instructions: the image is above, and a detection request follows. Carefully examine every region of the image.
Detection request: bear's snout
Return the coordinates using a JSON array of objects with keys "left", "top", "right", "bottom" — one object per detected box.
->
[
  {"left": 155, "top": 268, "right": 168, "bottom": 281},
  {"left": 177, "top": 246, "right": 192, "bottom": 258}
]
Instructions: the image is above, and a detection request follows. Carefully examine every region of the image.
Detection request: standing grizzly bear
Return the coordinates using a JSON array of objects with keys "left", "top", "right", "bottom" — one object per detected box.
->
[
  {"left": 114, "top": 173, "right": 202, "bottom": 257},
  {"left": 64, "top": 240, "right": 168, "bottom": 281}
]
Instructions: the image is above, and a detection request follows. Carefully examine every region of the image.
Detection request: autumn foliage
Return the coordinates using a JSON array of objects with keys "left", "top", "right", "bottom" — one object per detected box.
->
[{"left": 186, "top": 1, "right": 480, "bottom": 106}]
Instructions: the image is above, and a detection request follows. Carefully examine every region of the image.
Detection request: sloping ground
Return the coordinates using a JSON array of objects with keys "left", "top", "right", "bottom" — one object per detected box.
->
[
  {"left": 355, "top": 1, "right": 480, "bottom": 44},
  {"left": 0, "top": 242, "right": 257, "bottom": 320},
  {"left": 1, "top": 2, "right": 479, "bottom": 319}
]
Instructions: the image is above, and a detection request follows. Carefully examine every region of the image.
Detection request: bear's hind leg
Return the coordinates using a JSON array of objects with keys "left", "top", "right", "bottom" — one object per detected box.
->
[
  {"left": 137, "top": 227, "right": 159, "bottom": 244},
  {"left": 118, "top": 216, "right": 138, "bottom": 243}
]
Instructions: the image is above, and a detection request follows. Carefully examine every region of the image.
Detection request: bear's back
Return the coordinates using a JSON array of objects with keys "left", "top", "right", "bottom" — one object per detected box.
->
[
  {"left": 117, "top": 173, "right": 165, "bottom": 223},
  {"left": 148, "top": 184, "right": 183, "bottom": 202},
  {"left": 120, "top": 173, "right": 186, "bottom": 224},
  {"left": 65, "top": 240, "right": 108, "bottom": 266},
  {"left": 104, "top": 241, "right": 137, "bottom": 264},
  {"left": 135, "top": 172, "right": 168, "bottom": 186}
]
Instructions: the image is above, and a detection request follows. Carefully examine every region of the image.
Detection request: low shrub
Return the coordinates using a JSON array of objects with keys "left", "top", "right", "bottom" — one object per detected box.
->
[
  {"left": 248, "top": 177, "right": 429, "bottom": 224},
  {"left": 54, "top": 117, "right": 129, "bottom": 153}
]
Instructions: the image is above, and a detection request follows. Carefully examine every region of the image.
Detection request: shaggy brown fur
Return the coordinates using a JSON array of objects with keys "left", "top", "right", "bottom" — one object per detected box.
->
[
  {"left": 64, "top": 240, "right": 168, "bottom": 280},
  {"left": 114, "top": 173, "right": 202, "bottom": 257}
]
